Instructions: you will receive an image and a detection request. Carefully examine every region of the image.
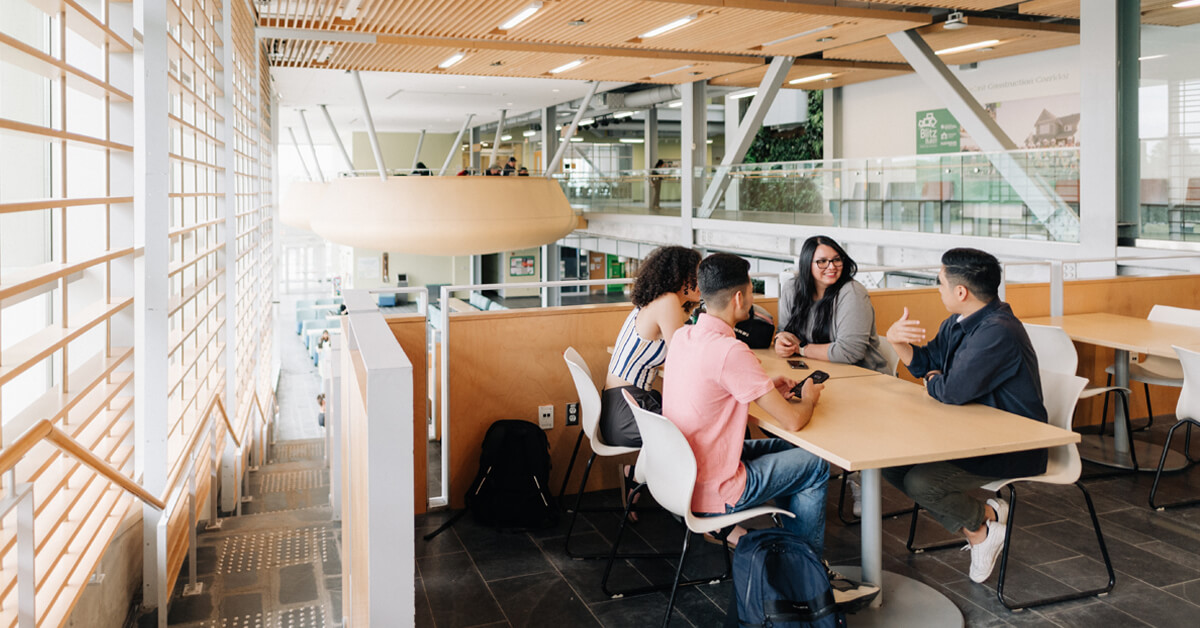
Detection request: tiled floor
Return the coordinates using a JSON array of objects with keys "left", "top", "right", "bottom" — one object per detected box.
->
[
  {"left": 416, "top": 426, "right": 1200, "bottom": 628},
  {"left": 158, "top": 295, "right": 1200, "bottom": 627}
]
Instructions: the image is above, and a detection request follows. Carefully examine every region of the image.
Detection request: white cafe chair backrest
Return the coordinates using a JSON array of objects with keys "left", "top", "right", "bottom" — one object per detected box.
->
[
  {"left": 1172, "top": 345, "right": 1200, "bottom": 422},
  {"left": 985, "top": 369, "right": 1087, "bottom": 490},
  {"left": 563, "top": 347, "right": 638, "bottom": 457},
  {"left": 1023, "top": 323, "right": 1079, "bottom": 375},
  {"left": 622, "top": 390, "right": 698, "bottom": 521},
  {"left": 1149, "top": 305, "right": 1200, "bottom": 328},
  {"left": 877, "top": 338, "right": 900, "bottom": 377}
]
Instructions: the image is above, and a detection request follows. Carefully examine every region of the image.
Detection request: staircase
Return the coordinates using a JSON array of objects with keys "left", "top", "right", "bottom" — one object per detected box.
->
[{"left": 145, "top": 437, "right": 341, "bottom": 627}]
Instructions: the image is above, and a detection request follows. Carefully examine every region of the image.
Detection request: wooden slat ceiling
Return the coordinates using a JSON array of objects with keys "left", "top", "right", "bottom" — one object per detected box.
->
[
  {"left": 709, "top": 57, "right": 912, "bottom": 91},
  {"left": 824, "top": 16, "right": 1079, "bottom": 66},
  {"left": 1020, "top": 0, "right": 1200, "bottom": 27},
  {"left": 258, "top": 0, "right": 930, "bottom": 83}
]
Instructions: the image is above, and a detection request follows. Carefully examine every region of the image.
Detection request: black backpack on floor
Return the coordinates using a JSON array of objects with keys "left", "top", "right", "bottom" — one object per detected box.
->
[
  {"left": 732, "top": 529, "right": 844, "bottom": 628},
  {"left": 423, "top": 419, "right": 557, "bottom": 540},
  {"left": 465, "top": 419, "right": 558, "bottom": 529}
]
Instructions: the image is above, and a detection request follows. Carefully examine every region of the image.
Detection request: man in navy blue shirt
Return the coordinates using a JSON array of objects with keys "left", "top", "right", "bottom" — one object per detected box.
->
[{"left": 884, "top": 248, "right": 1046, "bottom": 585}]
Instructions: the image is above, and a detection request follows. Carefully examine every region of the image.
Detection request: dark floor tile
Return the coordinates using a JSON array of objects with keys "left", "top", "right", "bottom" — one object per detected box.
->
[
  {"left": 418, "top": 551, "right": 506, "bottom": 627},
  {"left": 329, "top": 589, "right": 343, "bottom": 625},
  {"left": 416, "top": 522, "right": 466, "bottom": 558},
  {"left": 222, "top": 570, "right": 259, "bottom": 590},
  {"left": 166, "top": 590, "right": 214, "bottom": 623},
  {"left": 323, "top": 540, "right": 342, "bottom": 576},
  {"left": 542, "top": 531, "right": 654, "bottom": 605},
  {"left": 589, "top": 591, "right": 689, "bottom": 628},
  {"left": 452, "top": 522, "right": 554, "bottom": 581},
  {"left": 221, "top": 592, "right": 262, "bottom": 618},
  {"left": 1163, "top": 578, "right": 1200, "bottom": 606},
  {"left": 1037, "top": 518, "right": 1200, "bottom": 587},
  {"left": 488, "top": 572, "right": 600, "bottom": 627},
  {"left": 1090, "top": 575, "right": 1200, "bottom": 628},
  {"left": 1004, "top": 521, "right": 1083, "bottom": 566},
  {"left": 279, "top": 563, "right": 319, "bottom": 604},
  {"left": 1030, "top": 555, "right": 1115, "bottom": 601},
  {"left": 670, "top": 584, "right": 729, "bottom": 628},
  {"left": 1041, "top": 598, "right": 1149, "bottom": 627},
  {"left": 415, "top": 577, "right": 436, "bottom": 628},
  {"left": 191, "top": 545, "right": 217, "bottom": 576}
]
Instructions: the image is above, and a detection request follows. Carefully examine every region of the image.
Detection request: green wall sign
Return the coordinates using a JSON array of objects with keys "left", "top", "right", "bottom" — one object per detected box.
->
[{"left": 917, "top": 109, "right": 961, "bottom": 154}]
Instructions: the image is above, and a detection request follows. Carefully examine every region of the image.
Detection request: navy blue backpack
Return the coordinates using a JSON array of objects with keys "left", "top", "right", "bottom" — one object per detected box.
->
[{"left": 732, "top": 529, "right": 845, "bottom": 628}]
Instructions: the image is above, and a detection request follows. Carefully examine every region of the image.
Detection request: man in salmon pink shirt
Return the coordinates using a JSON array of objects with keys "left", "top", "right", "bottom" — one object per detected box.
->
[{"left": 662, "top": 253, "right": 878, "bottom": 608}]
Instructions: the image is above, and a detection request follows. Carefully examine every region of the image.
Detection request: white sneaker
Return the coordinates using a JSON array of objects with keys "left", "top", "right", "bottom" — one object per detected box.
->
[
  {"left": 849, "top": 475, "right": 862, "bottom": 517},
  {"left": 987, "top": 497, "right": 1009, "bottom": 525},
  {"left": 967, "top": 520, "right": 1007, "bottom": 583}
]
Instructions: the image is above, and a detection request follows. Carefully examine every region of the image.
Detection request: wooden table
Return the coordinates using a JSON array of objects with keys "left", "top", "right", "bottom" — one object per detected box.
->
[
  {"left": 1026, "top": 313, "right": 1200, "bottom": 471},
  {"left": 750, "top": 355, "right": 1078, "bottom": 627},
  {"left": 751, "top": 348, "right": 882, "bottom": 380}
]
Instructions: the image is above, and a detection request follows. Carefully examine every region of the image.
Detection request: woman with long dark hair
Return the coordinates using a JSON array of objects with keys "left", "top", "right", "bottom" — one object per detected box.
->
[
  {"left": 602, "top": 245, "right": 701, "bottom": 447},
  {"left": 775, "top": 235, "right": 887, "bottom": 374}
]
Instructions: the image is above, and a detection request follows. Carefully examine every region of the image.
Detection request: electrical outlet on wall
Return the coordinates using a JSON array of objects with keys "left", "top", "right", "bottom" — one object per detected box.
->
[
  {"left": 565, "top": 402, "right": 580, "bottom": 426},
  {"left": 538, "top": 405, "right": 554, "bottom": 429}
]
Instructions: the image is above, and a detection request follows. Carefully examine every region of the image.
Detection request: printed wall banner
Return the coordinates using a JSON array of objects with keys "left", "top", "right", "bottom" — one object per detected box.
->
[
  {"left": 509, "top": 255, "right": 536, "bottom": 276},
  {"left": 917, "top": 109, "right": 961, "bottom": 154}
]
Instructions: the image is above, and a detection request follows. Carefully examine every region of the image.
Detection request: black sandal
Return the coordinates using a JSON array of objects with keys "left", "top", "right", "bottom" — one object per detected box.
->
[{"left": 618, "top": 464, "right": 640, "bottom": 522}]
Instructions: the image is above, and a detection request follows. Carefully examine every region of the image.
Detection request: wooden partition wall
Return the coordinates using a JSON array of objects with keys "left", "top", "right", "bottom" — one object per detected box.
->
[
  {"left": 432, "top": 274, "right": 1200, "bottom": 507},
  {"left": 386, "top": 316, "right": 429, "bottom": 514}
]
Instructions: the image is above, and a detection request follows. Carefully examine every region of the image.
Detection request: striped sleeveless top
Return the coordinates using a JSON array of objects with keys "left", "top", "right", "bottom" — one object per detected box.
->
[{"left": 608, "top": 307, "right": 667, "bottom": 391}]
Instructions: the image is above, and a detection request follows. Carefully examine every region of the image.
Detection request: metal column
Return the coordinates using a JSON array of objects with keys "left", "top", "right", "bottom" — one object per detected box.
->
[
  {"left": 439, "top": 114, "right": 474, "bottom": 176},
  {"left": 297, "top": 109, "right": 325, "bottom": 182},
  {"left": 679, "top": 80, "right": 707, "bottom": 246},
  {"left": 546, "top": 81, "right": 601, "bottom": 176},
  {"left": 541, "top": 105, "right": 558, "bottom": 174},
  {"left": 350, "top": 70, "right": 387, "bottom": 180},
  {"left": 411, "top": 129, "right": 426, "bottom": 171},
  {"left": 645, "top": 106, "right": 658, "bottom": 209},
  {"left": 490, "top": 109, "right": 507, "bottom": 168},
  {"left": 320, "top": 104, "right": 354, "bottom": 172}
]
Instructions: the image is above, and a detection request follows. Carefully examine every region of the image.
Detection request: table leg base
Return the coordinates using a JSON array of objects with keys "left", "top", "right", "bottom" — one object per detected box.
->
[
  {"left": 1078, "top": 435, "right": 1190, "bottom": 472},
  {"left": 832, "top": 566, "right": 963, "bottom": 628}
]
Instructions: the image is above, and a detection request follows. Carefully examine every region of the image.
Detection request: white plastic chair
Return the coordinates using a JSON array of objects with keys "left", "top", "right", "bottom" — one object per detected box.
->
[
  {"left": 1149, "top": 345, "right": 1200, "bottom": 510},
  {"left": 561, "top": 347, "right": 650, "bottom": 559},
  {"left": 1103, "top": 305, "right": 1200, "bottom": 432},
  {"left": 1024, "top": 323, "right": 1136, "bottom": 465},
  {"left": 979, "top": 370, "right": 1114, "bottom": 610},
  {"left": 604, "top": 390, "right": 793, "bottom": 627},
  {"left": 877, "top": 338, "right": 900, "bottom": 377}
]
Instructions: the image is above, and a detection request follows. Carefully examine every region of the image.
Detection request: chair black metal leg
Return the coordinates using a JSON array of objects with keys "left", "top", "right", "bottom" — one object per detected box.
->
[
  {"left": 995, "top": 483, "right": 1115, "bottom": 610},
  {"left": 836, "top": 471, "right": 915, "bottom": 526},
  {"left": 1140, "top": 383, "right": 1155, "bottom": 431},
  {"left": 558, "top": 430, "right": 585, "bottom": 501},
  {"left": 1150, "top": 419, "right": 1200, "bottom": 510},
  {"left": 567, "top": 456, "right": 665, "bottom": 560},
  {"left": 662, "top": 532, "right": 692, "bottom": 628},
  {"left": 1101, "top": 374, "right": 1112, "bottom": 435},
  {"left": 905, "top": 506, "right": 964, "bottom": 554},
  {"left": 1186, "top": 422, "right": 1198, "bottom": 464}
]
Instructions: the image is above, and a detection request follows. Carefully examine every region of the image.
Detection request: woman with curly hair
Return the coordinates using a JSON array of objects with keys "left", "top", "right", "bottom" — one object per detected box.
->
[
  {"left": 601, "top": 245, "right": 701, "bottom": 448},
  {"left": 775, "top": 235, "right": 887, "bottom": 374}
]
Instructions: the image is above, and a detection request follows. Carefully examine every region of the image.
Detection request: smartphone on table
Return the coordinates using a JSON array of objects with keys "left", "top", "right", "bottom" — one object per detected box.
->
[
  {"left": 790, "top": 370, "right": 829, "bottom": 398},
  {"left": 787, "top": 359, "right": 807, "bottom": 369}
]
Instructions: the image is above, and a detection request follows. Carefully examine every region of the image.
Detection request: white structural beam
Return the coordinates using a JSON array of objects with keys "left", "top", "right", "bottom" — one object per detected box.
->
[
  {"left": 297, "top": 109, "right": 325, "bottom": 182},
  {"left": 541, "top": 105, "right": 558, "bottom": 175},
  {"left": 546, "top": 81, "right": 601, "bottom": 176},
  {"left": 351, "top": 70, "right": 387, "bottom": 180},
  {"left": 439, "top": 114, "right": 474, "bottom": 176},
  {"left": 698, "top": 56, "right": 794, "bottom": 218},
  {"left": 490, "top": 110, "right": 507, "bottom": 168},
  {"left": 645, "top": 106, "right": 658, "bottom": 209},
  {"left": 680, "top": 80, "right": 707, "bottom": 246},
  {"left": 286, "top": 127, "right": 313, "bottom": 181},
  {"left": 320, "top": 104, "right": 354, "bottom": 171},
  {"left": 134, "top": 0, "right": 171, "bottom": 613},
  {"left": 1080, "top": 0, "right": 1135, "bottom": 259},
  {"left": 411, "top": 129, "right": 426, "bottom": 171},
  {"left": 887, "top": 30, "right": 1079, "bottom": 242}
]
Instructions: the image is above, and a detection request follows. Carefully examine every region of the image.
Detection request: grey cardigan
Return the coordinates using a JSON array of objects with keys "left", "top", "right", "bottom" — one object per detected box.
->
[{"left": 778, "top": 278, "right": 890, "bottom": 375}]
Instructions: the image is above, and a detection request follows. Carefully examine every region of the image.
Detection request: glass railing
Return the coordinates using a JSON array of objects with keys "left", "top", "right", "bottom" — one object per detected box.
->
[{"left": 558, "top": 149, "right": 1085, "bottom": 242}]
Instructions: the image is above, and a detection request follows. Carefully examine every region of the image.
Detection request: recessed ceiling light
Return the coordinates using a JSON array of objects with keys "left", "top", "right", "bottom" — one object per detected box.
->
[
  {"left": 730, "top": 89, "right": 757, "bottom": 99},
  {"left": 817, "top": 37, "right": 835, "bottom": 43},
  {"left": 760, "top": 25, "right": 832, "bottom": 48},
  {"left": 1173, "top": 0, "right": 1200, "bottom": 7},
  {"left": 618, "top": 138, "right": 644, "bottom": 143},
  {"left": 501, "top": 135, "right": 512, "bottom": 141},
  {"left": 552, "top": 88, "right": 560, "bottom": 92},
  {"left": 579, "top": 118, "right": 595, "bottom": 126},
  {"left": 613, "top": 111, "right": 635, "bottom": 119},
  {"left": 550, "top": 59, "right": 584, "bottom": 74},
  {"left": 667, "top": 100, "right": 682, "bottom": 108},
  {"left": 523, "top": 130, "right": 537, "bottom": 137},
  {"left": 788, "top": 72, "right": 833, "bottom": 85},
  {"left": 498, "top": 2, "right": 542, "bottom": 31},
  {"left": 568, "top": 19, "right": 587, "bottom": 26},
  {"left": 1140, "top": 54, "right": 1166, "bottom": 61},
  {"left": 569, "top": 137, "right": 583, "bottom": 142},
  {"left": 934, "top": 39, "right": 1000, "bottom": 56},
  {"left": 639, "top": 14, "right": 697, "bottom": 39},
  {"left": 438, "top": 52, "right": 465, "bottom": 69},
  {"left": 647, "top": 64, "right": 693, "bottom": 79}
]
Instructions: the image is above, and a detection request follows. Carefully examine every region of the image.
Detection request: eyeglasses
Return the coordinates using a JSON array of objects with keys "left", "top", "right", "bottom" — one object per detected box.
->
[{"left": 813, "top": 257, "right": 844, "bottom": 269}]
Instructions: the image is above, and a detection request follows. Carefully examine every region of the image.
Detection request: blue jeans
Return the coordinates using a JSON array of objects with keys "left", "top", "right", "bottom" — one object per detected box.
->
[{"left": 714, "top": 438, "right": 829, "bottom": 554}]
